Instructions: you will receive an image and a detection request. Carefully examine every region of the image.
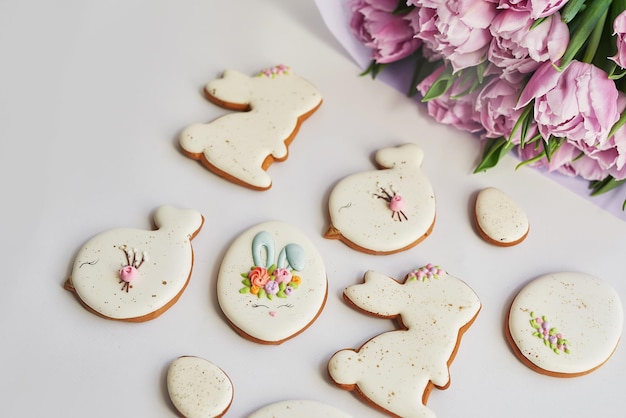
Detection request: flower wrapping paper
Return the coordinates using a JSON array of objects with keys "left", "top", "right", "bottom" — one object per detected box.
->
[{"left": 315, "top": 0, "right": 626, "bottom": 221}]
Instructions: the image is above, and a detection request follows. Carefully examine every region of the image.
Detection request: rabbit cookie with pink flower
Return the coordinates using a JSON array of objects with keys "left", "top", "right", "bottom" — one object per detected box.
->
[
  {"left": 325, "top": 143, "right": 436, "bottom": 254},
  {"left": 179, "top": 65, "right": 322, "bottom": 191},
  {"left": 507, "top": 271, "right": 623, "bottom": 377},
  {"left": 65, "top": 205, "right": 204, "bottom": 322},
  {"left": 328, "top": 265, "right": 480, "bottom": 418},
  {"left": 217, "top": 221, "right": 327, "bottom": 344}
]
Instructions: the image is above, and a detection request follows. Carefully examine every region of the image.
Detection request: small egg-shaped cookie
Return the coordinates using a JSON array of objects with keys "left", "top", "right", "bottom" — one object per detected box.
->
[
  {"left": 474, "top": 187, "right": 529, "bottom": 246},
  {"left": 167, "top": 356, "right": 233, "bottom": 418},
  {"left": 248, "top": 400, "right": 352, "bottom": 418}
]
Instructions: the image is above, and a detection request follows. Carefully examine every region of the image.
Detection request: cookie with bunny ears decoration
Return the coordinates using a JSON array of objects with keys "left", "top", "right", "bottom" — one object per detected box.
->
[
  {"left": 325, "top": 143, "right": 436, "bottom": 255},
  {"left": 179, "top": 65, "right": 322, "bottom": 191},
  {"left": 217, "top": 221, "right": 328, "bottom": 344},
  {"left": 65, "top": 205, "right": 204, "bottom": 322}
]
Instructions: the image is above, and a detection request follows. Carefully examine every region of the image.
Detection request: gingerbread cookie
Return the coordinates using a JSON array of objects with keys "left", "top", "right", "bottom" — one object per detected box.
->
[
  {"left": 64, "top": 205, "right": 204, "bottom": 322},
  {"left": 474, "top": 187, "right": 529, "bottom": 246},
  {"left": 167, "top": 356, "right": 233, "bottom": 418},
  {"left": 324, "top": 144, "right": 436, "bottom": 254},
  {"left": 179, "top": 65, "right": 322, "bottom": 190},
  {"left": 248, "top": 400, "right": 351, "bottom": 418},
  {"left": 217, "top": 221, "right": 328, "bottom": 344},
  {"left": 507, "top": 271, "right": 623, "bottom": 377},
  {"left": 328, "top": 265, "right": 480, "bottom": 418}
]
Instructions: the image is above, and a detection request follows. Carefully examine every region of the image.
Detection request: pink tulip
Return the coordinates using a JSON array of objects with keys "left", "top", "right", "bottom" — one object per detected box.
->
[
  {"left": 496, "top": 0, "right": 568, "bottom": 19},
  {"left": 417, "top": 66, "right": 484, "bottom": 133},
  {"left": 488, "top": 9, "right": 569, "bottom": 82},
  {"left": 611, "top": 10, "right": 626, "bottom": 69},
  {"left": 409, "top": 0, "right": 497, "bottom": 72},
  {"left": 517, "top": 61, "right": 620, "bottom": 149},
  {"left": 349, "top": 0, "right": 422, "bottom": 64},
  {"left": 475, "top": 76, "right": 537, "bottom": 143},
  {"left": 517, "top": 94, "right": 626, "bottom": 181}
]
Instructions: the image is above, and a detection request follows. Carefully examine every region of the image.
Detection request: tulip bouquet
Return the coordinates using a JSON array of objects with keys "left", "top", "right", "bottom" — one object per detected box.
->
[{"left": 348, "top": 0, "right": 626, "bottom": 206}]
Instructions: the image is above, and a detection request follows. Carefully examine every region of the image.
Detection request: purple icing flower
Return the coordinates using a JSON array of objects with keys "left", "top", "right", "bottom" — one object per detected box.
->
[
  {"left": 264, "top": 280, "right": 279, "bottom": 295},
  {"left": 284, "top": 286, "right": 294, "bottom": 296}
]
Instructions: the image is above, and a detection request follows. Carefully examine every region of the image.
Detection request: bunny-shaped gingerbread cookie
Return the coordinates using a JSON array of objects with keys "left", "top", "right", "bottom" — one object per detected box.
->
[
  {"left": 65, "top": 205, "right": 204, "bottom": 322},
  {"left": 325, "top": 143, "right": 436, "bottom": 254},
  {"left": 328, "top": 265, "right": 480, "bottom": 418},
  {"left": 179, "top": 65, "right": 322, "bottom": 190}
]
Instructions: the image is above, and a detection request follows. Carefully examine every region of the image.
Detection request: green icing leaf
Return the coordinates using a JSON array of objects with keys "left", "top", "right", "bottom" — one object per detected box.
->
[{"left": 239, "top": 287, "right": 250, "bottom": 294}]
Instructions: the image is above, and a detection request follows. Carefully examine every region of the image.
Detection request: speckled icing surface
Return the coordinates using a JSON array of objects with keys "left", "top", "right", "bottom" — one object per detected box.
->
[
  {"left": 179, "top": 65, "right": 322, "bottom": 190},
  {"left": 248, "top": 400, "right": 352, "bottom": 418},
  {"left": 325, "top": 144, "right": 436, "bottom": 254},
  {"left": 508, "top": 272, "right": 623, "bottom": 376},
  {"left": 475, "top": 187, "right": 529, "bottom": 245},
  {"left": 67, "top": 206, "right": 203, "bottom": 321},
  {"left": 167, "top": 356, "right": 233, "bottom": 418},
  {"left": 328, "top": 266, "right": 480, "bottom": 418},
  {"left": 217, "top": 221, "right": 327, "bottom": 344}
]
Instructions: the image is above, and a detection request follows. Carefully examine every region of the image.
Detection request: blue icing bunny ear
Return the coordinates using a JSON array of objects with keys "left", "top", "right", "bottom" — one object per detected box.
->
[
  {"left": 277, "top": 243, "right": 306, "bottom": 271},
  {"left": 251, "top": 231, "right": 275, "bottom": 268}
]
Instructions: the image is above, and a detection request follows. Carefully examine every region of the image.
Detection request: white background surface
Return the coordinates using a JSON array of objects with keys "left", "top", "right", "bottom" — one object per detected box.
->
[{"left": 1, "top": 1, "right": 625, "bottom": 417}]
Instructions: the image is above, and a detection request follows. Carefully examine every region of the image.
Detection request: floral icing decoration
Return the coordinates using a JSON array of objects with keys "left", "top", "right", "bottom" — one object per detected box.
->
[
  {"left": 118, "top": 245, "right": 148, "bottom": 292},
  {"left": 257, "top": 64, "right": 290, "bottom": 78},
  {"left": 374, "top": 186, "right": 407, "bottom": 221},
  {"left": 530, "top": 312, "right": 571, "bottom": 355},
  {"left": 406, "top": 263, "right": 443, "bottom": 282},
  {"left": 239, "top": 231, "right": 305, "bottom": 300}
]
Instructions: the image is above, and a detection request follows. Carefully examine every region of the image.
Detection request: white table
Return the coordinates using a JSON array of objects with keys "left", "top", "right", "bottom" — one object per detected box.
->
[{"left": 1, "top": 1, "right": 625, "bottom": 416}]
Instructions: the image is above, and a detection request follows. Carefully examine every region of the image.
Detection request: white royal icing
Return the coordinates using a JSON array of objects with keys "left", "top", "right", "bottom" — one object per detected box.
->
[
  {"left": 167, "top": 356, "right": 233, "bottom": 418},
  {"left": 508, "top": 272, "right": 623, "bottom": 376},
  {"left": 67, "top": 205, "right": 203, "bottom": 321},
  {"left": 328, "top": 266, "right": 480, "bottom": 418},
  {"left": 248, "top": 400, "right": 352, "bottom": 418},
  {"left": 217, "top": 221, "right": 327, "bottom": 344},
  {"left": 179, "top": 65, "right": 322, "bottom": 190},
  {"left": 475, "top": 187, "right": 529, "bottom": 245},
  {"left": 325, "top": 144, "right": 436, "bottom": 254}
]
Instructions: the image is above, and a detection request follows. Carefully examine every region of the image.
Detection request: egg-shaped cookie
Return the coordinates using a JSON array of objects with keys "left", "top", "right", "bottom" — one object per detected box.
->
[
  {"left": 474, "top": 187, "right": 529, "bottom": 246},
  {"left": 167, "top": 356, "right": 233, "bottom": 418},
  {"left": 217, "top": 221, "right": 328, "bottom": 344}
]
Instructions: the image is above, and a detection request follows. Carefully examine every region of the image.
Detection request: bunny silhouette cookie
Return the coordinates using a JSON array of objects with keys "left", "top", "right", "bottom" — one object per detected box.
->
[
  {"left": 325, "top": 144, "right": 436, "bottom": 254},
  {"left": 217, "top": 221, "right": 328, "bottom": 344},
  {"left": 328, "top": 265, "right": 481, "bottom": 418},
  {"left": 167, "top": 356, "right": 233, "bottom": 418},
  {"left": 65, "top": 205, "right": 204, "bottom": 322},
  {"left": 179, "top": 65, "right": 322, "bottom": 190}
]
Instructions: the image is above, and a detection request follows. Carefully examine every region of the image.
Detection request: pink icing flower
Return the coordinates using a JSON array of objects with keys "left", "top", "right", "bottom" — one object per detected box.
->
[
  {"left": 611, "top": 10, "right": 626, "bottom": 69},
  {"left": 517, "top": 61, "right": 620, "bottom": 149},
  {"left": 487, "top": 9, "right": 569, "bottom": 82},
  {"left": 409, "top": 0, "right": 497, "bottom": 72},
  {"left": 389, "top": 195, "right": 405, "bottom": 211},
  {"left": 273, "top": 268, "right": 292, "bottom": 284},
  {"left": 349, "top": 0, "right": 422, "bottom": 64},
  {"left": 496, "top": 0, "right": 568, "bottom": 19},
  {"left": 119, "top": 266, "right": 138, "bottom": 283},
  {"left": 249, "top": 266, "right": 271, "bottom": 288}
]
